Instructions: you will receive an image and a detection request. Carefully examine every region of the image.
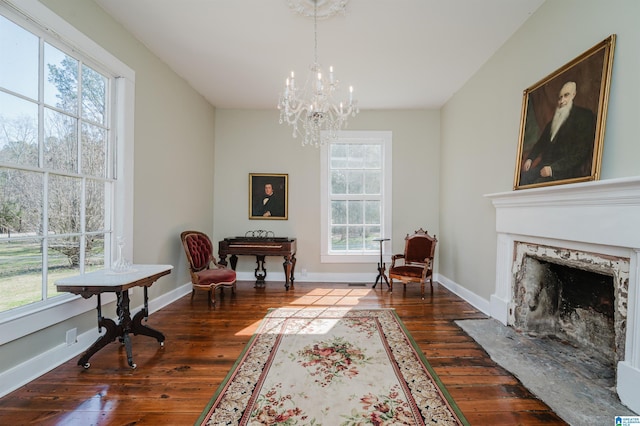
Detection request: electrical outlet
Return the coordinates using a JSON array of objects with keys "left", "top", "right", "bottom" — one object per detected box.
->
[
  {"left": 66, "top": 328, "right": 77, "bottom": 346},
  {"left": 301, "top": 268, "right": 307, "bottom": 277}
]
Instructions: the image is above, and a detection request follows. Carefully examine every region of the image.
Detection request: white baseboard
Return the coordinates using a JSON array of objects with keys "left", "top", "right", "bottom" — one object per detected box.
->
[
  {"left": 0, "top": 282, "right": 192, "bottom": 398},
  {"left": 235, "top": 271, "right": 378, "bottom": 284},
  {"left": 436, "top": 273, "right": 491, "bottom": 316}
]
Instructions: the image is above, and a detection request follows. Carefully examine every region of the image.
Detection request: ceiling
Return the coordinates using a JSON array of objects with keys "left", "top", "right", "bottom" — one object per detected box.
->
[{"left": 94, "top": 0, "right": 545, "bottom": 110}]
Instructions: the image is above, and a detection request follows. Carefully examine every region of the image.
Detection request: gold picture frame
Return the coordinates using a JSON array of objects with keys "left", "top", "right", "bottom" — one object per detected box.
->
[
  {"left": 513, "top": 35, "right": 616, "bottom": 190},
  {"left": 249, "top": 173, "right": 288, "bottom": 220}
]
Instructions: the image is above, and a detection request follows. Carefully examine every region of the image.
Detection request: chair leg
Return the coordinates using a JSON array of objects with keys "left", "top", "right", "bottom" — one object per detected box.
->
[
  {"left": 191, "top": 289, "right": 196, "bottom": 300},
  {"left": 421, "top": 282, "right": 425, "bottom": 300},
  {"left": 211, "top": 287, "right": 218, "bottom": 306},
  {"left": 389, "top": 278, "right": 393, "bottom": 293}
]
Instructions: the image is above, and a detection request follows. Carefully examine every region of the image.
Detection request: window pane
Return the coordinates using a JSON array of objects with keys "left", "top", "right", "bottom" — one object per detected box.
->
[
  {"left": 331, "top": 226, "right": 347, "bottom": 251},
  {"left": 0, "top": 15, "right": 38, "bottom": 99},
  {"left": 81, "top": 64, "right": 107, "bottom": 125},
  {"left": 0, "top": 92, "right": 38, "bottom": 167},
  {"left": 347, "top": 200, "right": 363, "bottom": 224},
  {"left": 330, "top": 144, "right": 348, "bottom": 169},
  {"left": 331, "top": 170, "right": 346, "bottom": 194},
  {"left": 48, "top": 174, "right": 81, "bottom": 235},
  {"left": 0, "top": 239, "right": 43, "bottom": 311},
  {"left": 364, "top": 144, "right": 382, "bottom": 168},
  {"left": 347, "top": 226, "right": 364, "bottom": 250},
  {"left": 85, "top": 179, "right": 105, "bottom": 232},
  {"left": 331, "top": 200, "right": 346, "bottom": 224},
  {"left": 364, "top": 170, "right": 381, "bottom": 194},
  {"left": 364, "top": 226, "right": 381, "bottom": 250},
  {"left": 44, "top": 108, "right": 78, "bottom": 173},
  {"left": 347, "top": 170, "right": 363, "bottom": 194},
  {"left": 347, "top": 144, "right": 364, "bottom": 168},
  {"left": 82, "top": 122, "right": 106, "bottom": 177},
  {"left": 44, "top": 43, "right": 78, "bottom": 114},
  {"left": 364, "top": 200, "right": 380, "bottom": 224},
  {"left": 0, "top": 169, "right": 43, "bottom": 235},
  {"left": 48, "top": 236, "right": 81, "bottom": 297},
  {"left": 85, "top": 233, "right": 104, "bottom": 270}
]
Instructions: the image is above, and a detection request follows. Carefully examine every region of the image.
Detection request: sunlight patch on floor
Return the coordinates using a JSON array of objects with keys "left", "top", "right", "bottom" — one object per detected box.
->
[
  {"left": 235, "top": 287, "right": 377, "bottom": 336},
  {"left": 289, "top": 288, "right": 374, "bottom": 306}
]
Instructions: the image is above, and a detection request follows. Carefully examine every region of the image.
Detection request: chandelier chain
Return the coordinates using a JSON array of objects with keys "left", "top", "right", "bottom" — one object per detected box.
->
[{"left": 278, "top": 0, "right": 359, "bottom": 147}]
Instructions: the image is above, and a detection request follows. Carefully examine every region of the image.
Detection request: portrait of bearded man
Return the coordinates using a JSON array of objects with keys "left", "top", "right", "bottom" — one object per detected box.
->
[{"left": 519, "top": 81, "right": 596, "bottom": 186}]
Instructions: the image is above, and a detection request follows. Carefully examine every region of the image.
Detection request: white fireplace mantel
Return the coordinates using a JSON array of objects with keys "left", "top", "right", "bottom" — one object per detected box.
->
[{"left": 485, "top": 176, "right": 640, "bottom": 413}]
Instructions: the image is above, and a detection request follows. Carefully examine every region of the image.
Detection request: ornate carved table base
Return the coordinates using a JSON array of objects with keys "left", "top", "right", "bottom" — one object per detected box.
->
[{"left": 55, "top": 265, "right": 173, "bottom": 369}]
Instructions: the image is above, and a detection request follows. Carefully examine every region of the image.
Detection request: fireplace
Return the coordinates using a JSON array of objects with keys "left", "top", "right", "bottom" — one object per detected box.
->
[
  {"left": 485, "top": 176, "right": 640, "bottom": 414},
  {"left": 510, "top": 242, "right": 628, "bottom": 367}
]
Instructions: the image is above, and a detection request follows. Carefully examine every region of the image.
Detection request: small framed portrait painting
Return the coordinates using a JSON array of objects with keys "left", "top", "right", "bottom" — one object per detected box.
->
[{"left": 249, "top": 173, "right": 288, "bottom": 220}]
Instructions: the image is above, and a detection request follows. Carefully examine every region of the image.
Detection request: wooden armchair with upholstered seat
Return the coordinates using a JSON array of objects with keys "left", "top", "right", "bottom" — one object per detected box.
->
[
  {"left": 180, "top": 230, "right": 236, "bottom": 307},
  {"left": 388, "top": 228, "right": 437, "bottom": 299}
]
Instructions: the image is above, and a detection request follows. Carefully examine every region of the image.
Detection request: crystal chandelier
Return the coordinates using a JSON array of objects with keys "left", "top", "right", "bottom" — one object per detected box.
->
[{"left": 278, "top": 0, "right": 359, "bottom": 147}]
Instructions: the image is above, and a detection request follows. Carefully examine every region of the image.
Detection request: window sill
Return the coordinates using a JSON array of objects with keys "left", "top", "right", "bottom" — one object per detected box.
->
[
  {"left": 0, "top": 293, "right": 115, "bottom": 345},
  {"left": 321, "top": 253, "right": 387, "bottom": 263}
]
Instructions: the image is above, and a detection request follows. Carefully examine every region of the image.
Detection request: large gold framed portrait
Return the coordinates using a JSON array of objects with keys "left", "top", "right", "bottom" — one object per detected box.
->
[{"left": 513, "top": 35, "right": 616, "bottom": 190}]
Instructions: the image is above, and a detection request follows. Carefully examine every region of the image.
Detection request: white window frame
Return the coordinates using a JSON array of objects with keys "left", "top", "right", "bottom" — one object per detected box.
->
[
  {"left": 0, "top": 0, "right": 134, "bottom": 345},
  {"left": 320, "top": 130, "right": 392, "bottom": 263}
]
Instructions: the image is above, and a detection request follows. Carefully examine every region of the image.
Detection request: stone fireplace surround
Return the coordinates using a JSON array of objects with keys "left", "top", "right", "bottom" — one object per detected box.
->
[{"left": 485, "top": 176, "right": 640, "bottom": 414}]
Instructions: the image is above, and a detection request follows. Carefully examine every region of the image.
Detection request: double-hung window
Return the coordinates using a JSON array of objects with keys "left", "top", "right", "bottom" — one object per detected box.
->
[
  {"left": 321, "top": 131, "right": 392, "bottom": 263},
  {"left": 0, "top": 1, "right": 134, "bottom": 341}
]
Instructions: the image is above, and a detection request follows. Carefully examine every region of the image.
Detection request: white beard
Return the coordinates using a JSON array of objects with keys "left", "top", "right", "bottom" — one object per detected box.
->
[{"left": 550, "top": 102, "right": 572, "bottom": 141}]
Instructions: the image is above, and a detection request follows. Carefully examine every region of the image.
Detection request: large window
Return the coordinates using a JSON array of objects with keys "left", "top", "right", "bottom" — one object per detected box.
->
[
  {"left": 0, "top": 1, "right": 133, "bottom": 335},
  {"left": 321, "top": 131, "right": 392, "bottom": 262}
]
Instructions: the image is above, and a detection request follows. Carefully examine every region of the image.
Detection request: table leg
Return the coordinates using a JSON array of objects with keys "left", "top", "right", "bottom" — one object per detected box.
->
[
  {"left": 254, "top": 255, "right": 267, "bottom": 287},
  {"left": 117, "top": 291, "right": 137, "bottom": 368},
  {"left": 372, "top": 239, "right": 390, "bottom": 289},
  {"left": 131, "top": 286, "right": 165, "bottom": 345},
  {"left": 283, "top": 254, "right": 295, "bottom": 290},
  {"left": 77, "top": 316, "right": 120, "bottom": 369}
]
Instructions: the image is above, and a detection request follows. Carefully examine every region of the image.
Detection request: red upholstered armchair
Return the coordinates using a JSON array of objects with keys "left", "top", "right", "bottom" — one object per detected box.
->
[
  {"left": 180, "top": 230, "right": 236, "bottom": 306},
  {"left": 388, "top": 228, "right": 437, "bottom": 299}
]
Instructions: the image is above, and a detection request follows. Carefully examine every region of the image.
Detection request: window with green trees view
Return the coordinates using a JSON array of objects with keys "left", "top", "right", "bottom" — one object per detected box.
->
[
  {"left": 320, "top": 131, "right": 392, "bottom": 262},
  {"left": 0, "top": 12, "right": 116, "bottom": 314}
]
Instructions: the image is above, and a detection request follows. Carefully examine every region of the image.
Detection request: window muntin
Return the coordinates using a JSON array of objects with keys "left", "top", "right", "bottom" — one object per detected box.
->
[
  {"left": 321, "top": 131, "right": 392, "bottom": 262},
  {"left": 0, "top": 10, "right": 115, "bottom": 314}
]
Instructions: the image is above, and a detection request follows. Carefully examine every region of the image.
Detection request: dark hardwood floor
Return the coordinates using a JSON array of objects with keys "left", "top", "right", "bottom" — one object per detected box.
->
[{"left": 0, "top": 280, "right": 567, "bottom": 425}]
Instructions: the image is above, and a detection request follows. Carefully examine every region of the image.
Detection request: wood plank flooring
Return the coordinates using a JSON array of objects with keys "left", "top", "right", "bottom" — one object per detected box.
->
[{"left": 0, "top": 281, "right": 567, "bottom": 425}]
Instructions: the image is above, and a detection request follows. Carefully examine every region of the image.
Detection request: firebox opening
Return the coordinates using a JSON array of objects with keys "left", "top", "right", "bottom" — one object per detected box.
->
[{"left": 513, "top": 256, "right": 615, "bottom": 366}]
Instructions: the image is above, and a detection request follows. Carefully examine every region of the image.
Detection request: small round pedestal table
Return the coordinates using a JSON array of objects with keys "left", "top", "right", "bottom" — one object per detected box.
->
[{"left": 372, "top": 238, "right": 390, "bottom": 289}]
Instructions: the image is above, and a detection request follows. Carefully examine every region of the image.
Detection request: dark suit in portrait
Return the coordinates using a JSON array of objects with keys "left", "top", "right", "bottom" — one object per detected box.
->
[
  {"left": 520, "top": 82, "right": 596, "bottom": 186},
  {"left": 253, "top": 183, "right": 285, "bottom": 218}
]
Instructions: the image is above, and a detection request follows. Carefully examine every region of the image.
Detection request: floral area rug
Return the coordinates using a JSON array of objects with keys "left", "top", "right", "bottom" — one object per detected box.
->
[{"left": 197, "top": 307, "right": 468, "bottom": 425}]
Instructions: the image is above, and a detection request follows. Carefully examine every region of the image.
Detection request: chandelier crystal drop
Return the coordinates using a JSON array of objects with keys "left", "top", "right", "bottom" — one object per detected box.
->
[{"left": 278, "top": 0, "right": 359, "bottom": 147}]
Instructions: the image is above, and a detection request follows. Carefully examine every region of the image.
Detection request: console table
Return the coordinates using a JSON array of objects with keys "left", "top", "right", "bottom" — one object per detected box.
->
[
  {"left": 218, "top": 237, "right": 296, "bottom": 290},
  {"left": 55, "top": 264, "right": 173, "bottom": 369}
]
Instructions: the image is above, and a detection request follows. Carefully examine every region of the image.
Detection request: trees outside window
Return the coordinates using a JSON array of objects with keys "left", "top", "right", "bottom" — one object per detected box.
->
[
  {"left": 320, "top": 131, "right": 392, "bottom": 263},
  {"left": 0, "top": 13, "right": 115, "bottom": 313}
]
